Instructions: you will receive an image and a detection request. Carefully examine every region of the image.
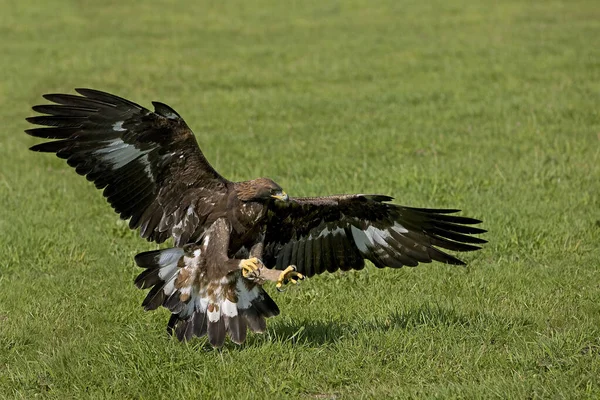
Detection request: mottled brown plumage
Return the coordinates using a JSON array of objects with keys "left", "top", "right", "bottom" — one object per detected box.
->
[{"left": 26, "top": 89, "right": 487, "bottom": 347}]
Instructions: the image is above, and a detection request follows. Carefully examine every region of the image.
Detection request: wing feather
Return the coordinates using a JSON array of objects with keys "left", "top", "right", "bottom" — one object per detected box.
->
[
  {"left": 303, "top": 237, "right": 314, "bottom": 276},
  {"left": 322, "top": 233, "right": 337, "bottom": 273},
  {"left": 27, "top": 89, "right": 229, "bottom": 246},
  {"left": 293, "top": 237, "right": 305, "bottom": 273},
  {"left": 311, "top": 234, "right": 323, "bottom": 275},
  {"left": 263, "top": 195, "right": 486, "bottom": 276}
]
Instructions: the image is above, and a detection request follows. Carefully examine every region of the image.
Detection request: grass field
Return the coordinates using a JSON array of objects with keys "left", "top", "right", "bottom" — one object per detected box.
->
[{"left": 1, "top": 0, "right": 600, "bottom": 398}]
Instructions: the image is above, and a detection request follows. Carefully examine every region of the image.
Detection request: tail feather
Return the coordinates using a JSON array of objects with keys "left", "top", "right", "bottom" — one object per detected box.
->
[
  {"left": 133, "top": 247, "right": 280, "bottom": 347},
  {"left": 249, "top": 291, "right": 280, "bottom": 319},
  {"left": 193, "top": 311, "right": 208, "bottom": 338},
  {"left": 134, "top": 267, "right": 161, "bottom": 289},
  {"left": 226, "top": 315, "right": 247, "bottom": 345},
  {"left": 207, "top": 313, "right": 226, "bottom": 347},
  {"left": 141, "top": 282, "right": 170, "bottom": 311},
  {"left": 240, "top": 307, "right": 267, "bottom": 333}
]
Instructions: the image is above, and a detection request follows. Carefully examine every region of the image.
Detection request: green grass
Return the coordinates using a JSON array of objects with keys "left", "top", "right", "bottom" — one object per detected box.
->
[{"left": 1, "top": 0, "right": 600, "bottom": 398}]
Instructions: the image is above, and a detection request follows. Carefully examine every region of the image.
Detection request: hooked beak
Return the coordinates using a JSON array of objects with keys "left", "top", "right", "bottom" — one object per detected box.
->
[{"left": 271, "top": 191, "right": 289, "bottom": 202}]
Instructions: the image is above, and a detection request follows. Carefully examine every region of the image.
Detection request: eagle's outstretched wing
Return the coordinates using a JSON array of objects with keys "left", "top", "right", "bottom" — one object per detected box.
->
[
  {"left": 262, "top": 195, "right": 486, "bottom": 277},
  {"left": 26, "top": 89, "right": 228, "bottom": 246}
]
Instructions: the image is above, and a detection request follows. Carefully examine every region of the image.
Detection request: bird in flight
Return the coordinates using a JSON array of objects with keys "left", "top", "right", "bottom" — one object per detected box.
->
[{"left": 26, "top": 89, "right": 486, "bottom": 347}]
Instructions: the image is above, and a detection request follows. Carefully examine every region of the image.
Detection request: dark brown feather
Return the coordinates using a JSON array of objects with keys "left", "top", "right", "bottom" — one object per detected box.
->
[
  {"left": 142, "top": 283, "right": 168, "bottom": 311},
  {"left": 193, "top": 311, "right": 209, "bottom": 338},
  {"left": 226, "top": 315, "right": 247, "bottom": 345},
  {"left": 241, "top": 308, "right": 267, "bottom": 333},
  {"left": 262, "top": 195, "right": 486, "bottom": 276},
  {"left": 207, "top": 317, "right": 226, "bottom": 348},
  {"left": 27, "top": 89, "right": 487, "bottom": 349},
  {"left": 27, "top": 89, "right": 230, "bottom": 246},
  {"left": 133, "top": 268, "right": 161, "bottom": 289}
]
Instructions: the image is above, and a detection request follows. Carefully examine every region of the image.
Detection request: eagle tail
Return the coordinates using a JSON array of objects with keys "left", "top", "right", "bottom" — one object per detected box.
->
[{"left": 133, "top": 247, "right": 279, "bottom": 347}]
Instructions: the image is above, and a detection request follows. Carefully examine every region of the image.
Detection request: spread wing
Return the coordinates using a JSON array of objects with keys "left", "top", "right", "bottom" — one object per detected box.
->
[
  {"left": 262, "top": 195, "right": 486, "bottom": 277},
  {"left": 26, "top": 88, "right": 229, "bottom": 246}
]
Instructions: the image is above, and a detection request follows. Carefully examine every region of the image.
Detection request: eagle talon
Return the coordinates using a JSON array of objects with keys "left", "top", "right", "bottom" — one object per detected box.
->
[
  {"left": 240, "top": 257, "right": 264, "bottom": 280},
  {"left": 276, "top": 265, "right": 304, "bottom": 291}
]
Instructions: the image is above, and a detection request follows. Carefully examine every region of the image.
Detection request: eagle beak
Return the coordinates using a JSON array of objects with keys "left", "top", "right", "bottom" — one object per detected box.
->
[{"left": 271, "top": 191, "right": 289, "bottom": 202}]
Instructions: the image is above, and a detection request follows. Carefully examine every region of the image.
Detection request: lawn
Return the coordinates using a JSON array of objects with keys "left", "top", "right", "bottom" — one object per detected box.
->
[{"left": 1, "top": 0, "right": 599, "bottom": 398}]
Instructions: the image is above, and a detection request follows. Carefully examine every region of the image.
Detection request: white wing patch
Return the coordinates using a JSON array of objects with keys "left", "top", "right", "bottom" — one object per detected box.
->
[
  {"left": 236, "top": 278, "right": 261, "bottom": 309},
  {"left": 93, "top": 138, "right": 152, "bottom": 170},
  {"left": 351, "top": 225, "right": 371, "bottom": 252},
  {"left": 163, "top": 278, "right": 176, "bottom": 297},
  {"left": 112, "top": 121, "right": 126, "bottom": 131},
  {"left": 318, "top": 226, "right": 344, "bottom": 239},
  {"left": 351, "top": 224, "right": 404, "bottom": 254},
  {"left": 157, "top": 248, "right": 184, "bottom": 269},
  {"left": 170, "top": 206, "right": 200, "bottom": 246},
  {"left": 393, "top": 222, "right": 408, "bottom": 234},
  {"left": 368, "top": 226, "right": 391, "bottom": 246},
  {"left": 308, "top": 225, "right": 345, "bottom": 240},
  {"left": 154, "top": 248, "right": 183, "bottom": 288}
]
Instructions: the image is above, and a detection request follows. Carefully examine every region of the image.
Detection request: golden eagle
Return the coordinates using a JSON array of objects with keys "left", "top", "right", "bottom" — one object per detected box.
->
[{"left": 26, "top": 89, "right": 486, "bottom": 347}]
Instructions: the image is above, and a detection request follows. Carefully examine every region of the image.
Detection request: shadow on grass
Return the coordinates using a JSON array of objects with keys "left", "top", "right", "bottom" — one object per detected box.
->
[
  {"left": 175, "top": 304, "right": 534, "bottom": 350},
  {"left": 264, "top": 304, "right": 534, "bottom": 347}
]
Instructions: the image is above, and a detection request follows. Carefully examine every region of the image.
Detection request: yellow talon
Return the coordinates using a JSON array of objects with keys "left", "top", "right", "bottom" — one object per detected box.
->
[
  {"left": 276, "top": 265, "right": 305, "bottom": 291},
  {"left": 241, "top": 257, "right": 263, "bottom": 279}
]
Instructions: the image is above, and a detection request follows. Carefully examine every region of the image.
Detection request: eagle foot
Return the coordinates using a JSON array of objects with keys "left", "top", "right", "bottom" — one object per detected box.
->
[
  {"left": 240, "top": 257, "right": 264, "bottom": 280},
  {"left": 276, "top": 265, "right": 305, "bottom": 292}
]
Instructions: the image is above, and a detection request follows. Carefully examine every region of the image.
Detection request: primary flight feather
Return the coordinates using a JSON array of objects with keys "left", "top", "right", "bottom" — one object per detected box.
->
[{"left": 26, "top": 89, "right": 486, "bottom": 347}]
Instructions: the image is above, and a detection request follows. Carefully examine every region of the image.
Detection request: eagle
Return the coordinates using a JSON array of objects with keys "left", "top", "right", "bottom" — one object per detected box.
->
[{"left": 26, "top": 89, "right": 486, "bottom": 347}]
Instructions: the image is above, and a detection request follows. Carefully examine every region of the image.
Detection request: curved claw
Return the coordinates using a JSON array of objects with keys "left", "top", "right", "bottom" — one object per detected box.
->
[
  {"left": 276, "top": 265, "right": 305, "bottom": 291},
  {"left": 240, "top": 257, "right": 264, "bottom": 280}
]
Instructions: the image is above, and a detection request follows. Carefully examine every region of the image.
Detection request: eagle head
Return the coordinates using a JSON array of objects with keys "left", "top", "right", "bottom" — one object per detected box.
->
[{"left": 236, "top": 178, "right": 288, "bottom": 202}]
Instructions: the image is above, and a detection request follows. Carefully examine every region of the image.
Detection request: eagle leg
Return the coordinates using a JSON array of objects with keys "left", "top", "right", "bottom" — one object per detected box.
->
[
  {"left": 240, "top": 257, "right": 265, "bottom": 280},
  {"left": 276, "top": 265, "right": 305, "bottom": 292}
]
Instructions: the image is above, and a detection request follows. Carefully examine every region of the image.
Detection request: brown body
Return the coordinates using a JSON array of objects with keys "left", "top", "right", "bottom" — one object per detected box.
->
[{"left": 26, "top": 89, "right": 486, "bottom": 347}]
